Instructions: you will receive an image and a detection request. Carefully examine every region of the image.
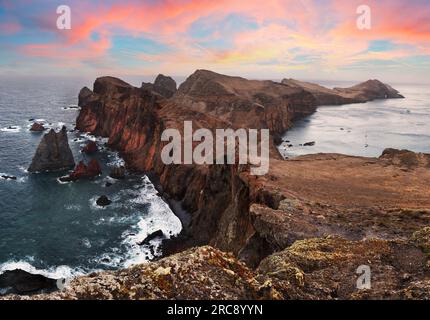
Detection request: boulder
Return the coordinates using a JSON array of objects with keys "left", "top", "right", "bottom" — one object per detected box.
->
[
  {"left": 109, "top": 166, "right": 126, "bottom": 179},
  {"left": 96, "top": 195, "right": 111, "bottom": 207},
  {"left": 82, "top": 141, "right": 98, "bottom": 154},
  {"left": 29, "top": 123, "right": 45, "bottom": 132},
  {"left": 28, "top": 127, "right": 75, "bottom": 172}
]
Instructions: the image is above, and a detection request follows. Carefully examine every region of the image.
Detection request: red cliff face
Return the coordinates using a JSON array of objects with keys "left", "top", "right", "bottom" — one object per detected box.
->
[{"left": 60, "top": 159, "right": 102, "bottom": 182}]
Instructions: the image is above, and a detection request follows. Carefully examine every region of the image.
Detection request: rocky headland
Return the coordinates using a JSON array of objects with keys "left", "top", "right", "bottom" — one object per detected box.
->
[{"left": 5, "top": 70, "right": 429, "bottom": 300}]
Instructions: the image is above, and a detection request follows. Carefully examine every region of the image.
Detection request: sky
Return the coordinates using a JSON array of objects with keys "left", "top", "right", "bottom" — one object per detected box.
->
[{"left": 0, "top": 0, "right": 429, "bottom": 83}]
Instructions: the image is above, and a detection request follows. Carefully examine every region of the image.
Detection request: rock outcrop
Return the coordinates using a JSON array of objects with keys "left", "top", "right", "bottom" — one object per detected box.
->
[
  {"left": 28, "top": 127, "right": 75, "bottom": 172},
  {"left": 29, "top": 122, "right": 45, "bottom": 132},
  {"left": 142, "top": 74, "right": 177, "bottom": 98},
  {"left": 59, "top": 159, "right": 102, "bottom": 182}
]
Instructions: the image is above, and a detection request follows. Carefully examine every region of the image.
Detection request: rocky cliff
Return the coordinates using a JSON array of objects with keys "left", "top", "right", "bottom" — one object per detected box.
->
[
  {"left": 75, "top": 71, "right": 418, "bottom": 258},
  {"left": 33, "top": 70, "right": 430, "bottom": 300},
  {"left": 28, "top": 126, "right": 75, "bottom": 172}
]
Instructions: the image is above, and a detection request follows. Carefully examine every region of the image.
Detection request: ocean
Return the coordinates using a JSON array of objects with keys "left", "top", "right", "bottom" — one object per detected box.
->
[
  {"left": 278, "top": 82, "right": 430, "bottom": 158},
  {"left": 0, "top": 77, "right": 181, "bottom": 280}
]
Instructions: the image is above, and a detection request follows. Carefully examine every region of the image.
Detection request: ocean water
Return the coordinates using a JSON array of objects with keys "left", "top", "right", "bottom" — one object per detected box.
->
[
  {"left": 0, "top": 77, "right": 181, "bottom": 280},
  {"left": 279, "top": 83, "right": 430, "bottom": 158}
]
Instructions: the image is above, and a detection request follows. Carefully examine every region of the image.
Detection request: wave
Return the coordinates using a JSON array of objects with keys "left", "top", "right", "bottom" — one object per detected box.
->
[
  {"left": 0, "top": 259, "right": 84, "bottom": 281},
  {"left": 0, "top": 173, "right": 26, "bottom": 183},
  {"left": 1, "top": 126, "right": 21, "bottom": 133},
  {"left": 121, "top": 176, "right": 182, "bottom": 267}
]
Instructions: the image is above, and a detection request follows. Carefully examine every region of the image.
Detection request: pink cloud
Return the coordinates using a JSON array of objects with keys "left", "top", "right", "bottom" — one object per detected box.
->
[
  {"left": 0, "top": 21, "right": 22, "bottom": 35},
  {"left": 13, "top": 0, "right": 430, "bottom": 75}
]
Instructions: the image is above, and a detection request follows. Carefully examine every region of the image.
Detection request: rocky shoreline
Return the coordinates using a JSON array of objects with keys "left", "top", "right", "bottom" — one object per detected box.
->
[{"left": 3, "top": 70, "right": 429, "bottom": 300}]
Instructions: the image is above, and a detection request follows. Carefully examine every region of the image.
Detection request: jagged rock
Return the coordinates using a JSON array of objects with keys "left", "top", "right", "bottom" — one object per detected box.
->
[
  {"left": 303, "top": 141, "right": 315, "bottom": 146},
  {"left": 82, "top": 141, "right": 98, "bottom": 154},
  {"left": 78, "top": 87, "right": 93, "bottom": 106},
  {"left": 96, "top": 195, "right": 111, "bottom": 207},
  {"left": 109, "top": 166, "right": 125, "bottom": 179},
  {"left": 28, "top": 127, "right": 75, "bottom": 172},
  {"left": 29, "top": 123, "right": 45, "bottom": 132},
  {"left": 0, "top": 270, "right": 57, "bottom": 295},
  {"left": 59, "top": 159, "right": 102, "bottom": 182},
  {"left": 138, "top": 230, "right": 164, "bottom": 246},
  {"left": 142, "top": 74, "right": 177, "bottom": 98}
]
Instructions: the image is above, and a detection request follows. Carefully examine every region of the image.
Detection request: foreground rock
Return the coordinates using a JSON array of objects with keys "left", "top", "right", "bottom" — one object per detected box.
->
[
  {"left": 28, "top": 127, "right": 75, "bottom": 172},
  {"left": 258, "top": 233, "right": 430, "bottom": 299},
  {"left": 4, "top": 231, "right": 430, "bottom": 300},
  {"left": 29, "top": 122, "right": 45, "bottom": 132},
  {"left": 2, "top": 247, "right": 278, "bottom": 300},
  {"left": 59, "top": 159, "right": 101, "bottom": 182},
  {"left": 0, "top": 270, "right": 57, "bottom": 296}
]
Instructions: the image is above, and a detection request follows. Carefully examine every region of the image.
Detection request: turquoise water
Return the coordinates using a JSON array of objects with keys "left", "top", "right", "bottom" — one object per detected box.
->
[
  {"left": 0, "top": 77, "right": 181, "bottom": 280},
  {"left": 279, "top": 83, "right": 430, "bottom": 158}
]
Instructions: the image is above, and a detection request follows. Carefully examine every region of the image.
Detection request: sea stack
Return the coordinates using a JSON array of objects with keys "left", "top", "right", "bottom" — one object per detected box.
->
[{"left": 28, "top": 126, "right": 75, "bottom": 172}]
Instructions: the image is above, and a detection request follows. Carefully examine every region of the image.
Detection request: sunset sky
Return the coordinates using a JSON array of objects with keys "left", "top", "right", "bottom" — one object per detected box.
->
[{"left": 1, "top": 0, "right": 429, "bottom": 83}]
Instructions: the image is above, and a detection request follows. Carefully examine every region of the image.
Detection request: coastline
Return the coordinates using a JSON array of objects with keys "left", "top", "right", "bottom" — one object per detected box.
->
[{"left": 2, "top": 70, "right": 430, "bottom": 300}]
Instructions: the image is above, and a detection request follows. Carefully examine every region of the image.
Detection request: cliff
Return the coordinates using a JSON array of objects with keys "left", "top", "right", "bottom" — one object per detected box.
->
[
  {"left": 74, "top": 71, "right": 421, "bottom": 257},
  {"left": 27, "top": 70, "right": 429, "bottom": 300}
]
